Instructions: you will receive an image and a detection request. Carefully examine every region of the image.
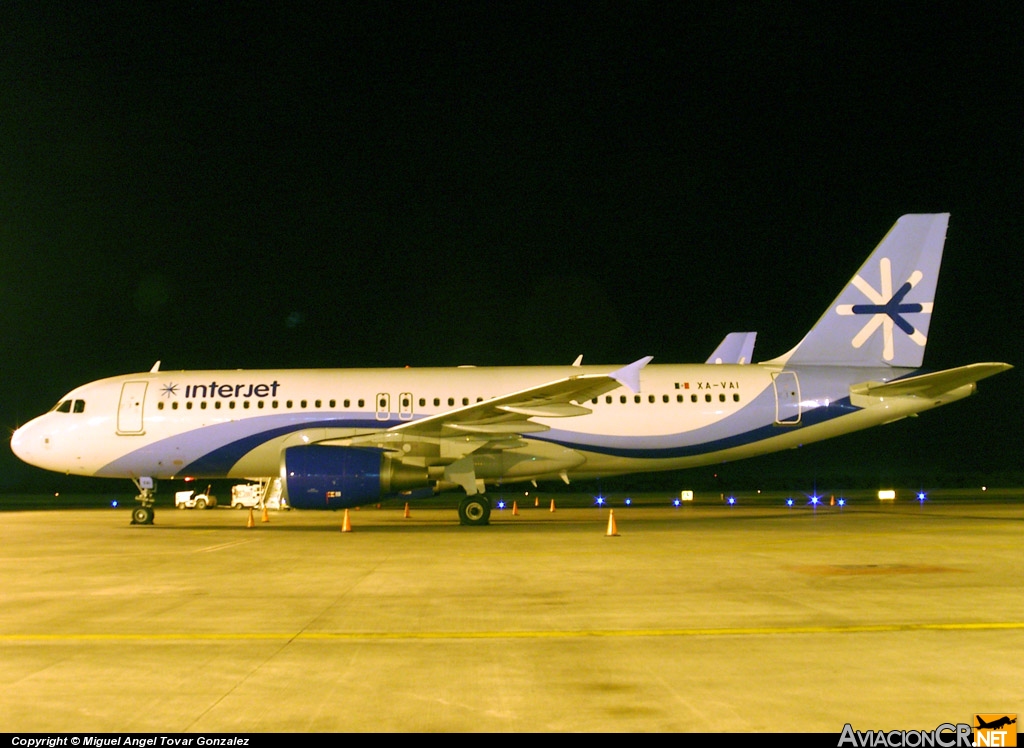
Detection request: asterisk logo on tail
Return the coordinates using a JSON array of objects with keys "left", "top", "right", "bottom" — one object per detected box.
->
[{"left": 836, "top": 257, "right": 932, "bottom": 362}]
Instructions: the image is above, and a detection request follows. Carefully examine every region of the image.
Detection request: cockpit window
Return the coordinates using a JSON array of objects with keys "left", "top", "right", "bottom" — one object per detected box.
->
[{"left": 49, "top": 399, "right": 85, "bottom": 413}]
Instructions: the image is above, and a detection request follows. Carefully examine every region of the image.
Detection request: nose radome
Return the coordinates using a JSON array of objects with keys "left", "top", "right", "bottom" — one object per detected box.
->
[
  {"left": 10, "top": 420, "right": 48, "bottom": 468},
  {"left": 10, "top": 424, "right": 30, "bottom": 462}
]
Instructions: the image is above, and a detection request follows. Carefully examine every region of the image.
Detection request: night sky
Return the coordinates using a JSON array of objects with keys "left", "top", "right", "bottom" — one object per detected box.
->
[{"left": 2, "top": 4, "right": 1021, "bottom": 491}]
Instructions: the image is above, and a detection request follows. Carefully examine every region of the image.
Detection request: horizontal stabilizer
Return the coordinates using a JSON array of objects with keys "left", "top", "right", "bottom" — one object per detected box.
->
[{"left": 851, "top": 362, "right": 1012, "bottom": 400}]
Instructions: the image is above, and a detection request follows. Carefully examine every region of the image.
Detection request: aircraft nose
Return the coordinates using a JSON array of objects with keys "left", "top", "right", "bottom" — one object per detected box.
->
[
  {"left": 10, "top": 419, "right": 47, "bottom": 468},
  {"left": 11, "top": 423, "right": 32, "bottom": 462}
]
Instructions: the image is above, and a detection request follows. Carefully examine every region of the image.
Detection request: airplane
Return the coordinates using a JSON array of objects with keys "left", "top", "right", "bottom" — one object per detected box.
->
[
  {"left": 10, "top": 214, "right": 1011, "bottom": 526},
  {"left": 975, "top": 716, "right": 1016, "bottom": 730}
]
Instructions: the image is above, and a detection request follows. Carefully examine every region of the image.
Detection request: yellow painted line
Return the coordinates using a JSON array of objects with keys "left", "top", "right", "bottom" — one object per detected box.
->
[{"left": 2, "top": 621, "right": 1024, "bottom": 642}]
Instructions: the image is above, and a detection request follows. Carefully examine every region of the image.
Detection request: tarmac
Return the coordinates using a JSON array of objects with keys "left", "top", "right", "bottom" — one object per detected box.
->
[{"left": 0, "top": 491, "right": 1021, "bottom": 733}]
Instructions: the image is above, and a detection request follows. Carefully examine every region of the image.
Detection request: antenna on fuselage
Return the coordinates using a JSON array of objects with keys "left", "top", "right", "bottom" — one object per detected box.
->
[{"left": 150, "top": 361, "right": 161, "bottom": 373}]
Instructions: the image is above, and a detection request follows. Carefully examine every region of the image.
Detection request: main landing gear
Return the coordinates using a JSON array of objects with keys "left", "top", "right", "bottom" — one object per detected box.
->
[
  {"left": 131, "top": 477, "right": 156, "bottom": 525},
  {"left": 458, "top": 495, "right": 491, "bottom": 526}
]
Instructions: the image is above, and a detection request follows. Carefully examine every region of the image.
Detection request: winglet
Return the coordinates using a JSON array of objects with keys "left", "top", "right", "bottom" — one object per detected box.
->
[{"left": 610, "top": 356, "right": 653, "bottom": 393}]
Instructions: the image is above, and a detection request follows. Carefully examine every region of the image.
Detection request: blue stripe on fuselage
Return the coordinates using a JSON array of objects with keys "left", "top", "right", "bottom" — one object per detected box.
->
[
  {"left": 535, "top": 396, "right": 859, "bottom": 459},
  {"left": 98, "top": 413, "right": 384, "bottom": 477}
]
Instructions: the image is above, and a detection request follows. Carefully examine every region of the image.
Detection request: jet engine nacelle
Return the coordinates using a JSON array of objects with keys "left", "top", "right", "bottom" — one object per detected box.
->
[{"left": 281, "top": 445, "right": 429, "bottom": 509}]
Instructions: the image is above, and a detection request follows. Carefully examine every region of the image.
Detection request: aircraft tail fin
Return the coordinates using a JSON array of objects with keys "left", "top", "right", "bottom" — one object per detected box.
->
[
  {"left": 768, "top": 213, "right": 950, "bottom": 368},
  {"left": 706, "top": 332, "right": 756, "bottom": 364}
]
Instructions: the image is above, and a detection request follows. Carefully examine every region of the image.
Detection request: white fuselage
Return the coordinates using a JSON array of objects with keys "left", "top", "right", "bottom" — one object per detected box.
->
[{"left": 10, "top": 362, "right": 962, "bottom": 489}]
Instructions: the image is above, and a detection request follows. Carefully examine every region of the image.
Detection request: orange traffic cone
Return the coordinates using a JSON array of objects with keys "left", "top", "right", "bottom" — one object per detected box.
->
[
  {"left": 605, "top": 510, "right": 619, "bottom": 537},
  {"left": 404, "top": 502, "right": 410, "bottom": 518},
  {"left": 261, "top": 504, "right": 270, "bottom": 523},
  {"left": 549, "top": 499, "right": 556, "bottom": 512},
  {"left": 341, "top": 508, "right": 352, "bottom": 532},
  {"left": 246, "top": 508, "right": 255, "bottom": 528},
  {"left": 512, "top": 500, "right": 519, "bottom": 516}
]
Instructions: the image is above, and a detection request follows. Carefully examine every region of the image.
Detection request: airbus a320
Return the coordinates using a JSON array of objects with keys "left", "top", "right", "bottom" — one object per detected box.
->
[{"left": 11, "top": 214, "right": 1010, "bottom": 525}]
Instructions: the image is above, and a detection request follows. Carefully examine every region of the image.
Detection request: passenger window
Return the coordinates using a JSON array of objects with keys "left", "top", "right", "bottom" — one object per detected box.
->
[
  {"left": 705, "top": 394, "right": 712, "bottom": 403},
  {"left": 733, "top": 394, "right": 740, "bottom": 402},
  {"left": 719, "top": 394, "right": 725, "bottom": 402}
]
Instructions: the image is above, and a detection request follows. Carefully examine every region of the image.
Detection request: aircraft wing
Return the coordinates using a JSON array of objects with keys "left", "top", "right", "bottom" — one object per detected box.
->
[
  {"left": 850, "top": 362, "right": 1011, "bottom": 401},
  {"left": 386, "top": 356, "right": 654, "bottom": 438}
]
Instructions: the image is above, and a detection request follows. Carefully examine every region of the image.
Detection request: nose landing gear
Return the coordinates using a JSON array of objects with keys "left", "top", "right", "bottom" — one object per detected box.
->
[{"left": 131, "top": 477, "right": 156, "bottom": 525}]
